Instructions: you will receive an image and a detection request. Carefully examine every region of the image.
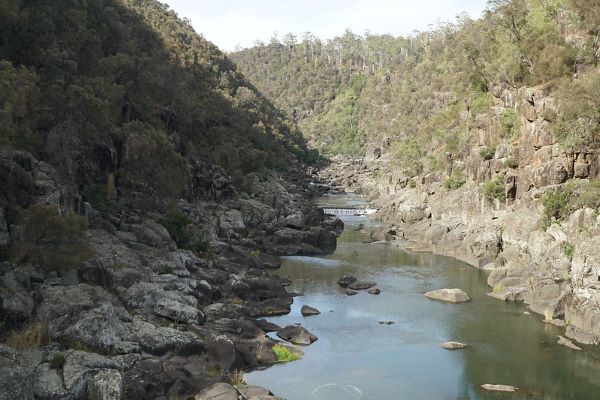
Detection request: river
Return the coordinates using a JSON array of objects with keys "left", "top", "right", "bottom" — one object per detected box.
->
[{"left": 246, "top": 194, "right": 600, "bottom": 400}]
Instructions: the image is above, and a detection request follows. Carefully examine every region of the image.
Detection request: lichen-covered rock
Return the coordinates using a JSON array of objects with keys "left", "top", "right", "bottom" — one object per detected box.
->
[
  {"left": 276, "top": 325, "right": 318, "bottom": 345},
  {"left": 130, "top": 318, "right": 205, "bottom": 356},
  {"left": 154, "top": 298, "right": 202, "bottom": 324}
]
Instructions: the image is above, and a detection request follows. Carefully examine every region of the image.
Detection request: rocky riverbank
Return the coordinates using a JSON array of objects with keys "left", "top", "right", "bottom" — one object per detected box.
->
[
  {"left": 318, "top": 88, "right": 600, "bottom": 348},
  {"left": 0, "top": 148, "right": 342, "bottom": 400}
]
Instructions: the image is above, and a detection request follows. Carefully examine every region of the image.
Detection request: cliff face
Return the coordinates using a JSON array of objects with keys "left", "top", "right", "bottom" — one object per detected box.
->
[{"left": 319, "top": 81, "right": 600, "bottom": 345}]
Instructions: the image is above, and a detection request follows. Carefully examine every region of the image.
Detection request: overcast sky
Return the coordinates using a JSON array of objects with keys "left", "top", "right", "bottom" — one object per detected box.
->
[{"left": 163, "top": 0, "right": 489, "bottom": 52}]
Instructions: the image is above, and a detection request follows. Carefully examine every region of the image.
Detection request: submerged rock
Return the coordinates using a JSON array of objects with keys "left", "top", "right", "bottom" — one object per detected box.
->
[
  {"left": 378, "top": 320, "right": 395, "bottom": 325},
  {"left": 481, "top": 384, "right": 517, "bottom": 392},
  {"left": 346, "top": 289, "right": 358, "bottom": 296},
  {"left": 301, "top": 305, "right": 321, "bottom": 317},
  {"left": 441, "top": 341, "right": 469, "bottom": 350},
  {"left": 347, "top": 281, "right": 377, "bottom": 290},
  {"left": 368, "top": 287, "right": 381, "bottom": 295},
  {"left": 276, "top": 326, "right": 318, "bottom": 345},
  {"left": 424, "top": 288, "right": 471, "bottom": 303},
  {"left": 337, "top": 276, "right": 357, "bottom": 288},
  {"left": 557, "top": 335, "right": 582, "bottom": 350}
]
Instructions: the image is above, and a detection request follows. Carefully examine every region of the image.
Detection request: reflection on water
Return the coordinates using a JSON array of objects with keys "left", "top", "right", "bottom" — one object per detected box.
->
[{"left": 248, "top": 194, "right": 600, "bottom": 400}]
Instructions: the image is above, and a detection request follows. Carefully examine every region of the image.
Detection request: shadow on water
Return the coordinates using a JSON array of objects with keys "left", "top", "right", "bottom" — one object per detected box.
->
[{"left": 247, "top": 194, "right": 600, "bottom": 400}]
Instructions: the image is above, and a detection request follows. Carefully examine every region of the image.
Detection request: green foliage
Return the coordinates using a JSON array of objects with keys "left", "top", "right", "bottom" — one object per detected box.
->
[
  {"left": 9, "top": 205, "right": 91, "bottom": 273},
  {"left": 500, "top": 108, "right": 521, "bottom": 140},
  {"left": 0, "top": 0, "right": 312, "bottom": 210},
  {"left": 84, "top": 184, "right": 118, "bottom": 214},
  {"left": 157, "top": 208, "right": 211, "bottom": 256},
  {"left": 563, "top": 241, "right": 574, "bottom": 260},
  {"left": 479, "top": 146, "right": 496, "bottom": 160},
  {"left": 157, "top": 264, "right": 174, "bottom": 275},
  {"left": 471, "top": 93, "right": 492, "bottom": 117},
  {"left": 555, "top": 71, "right": 600, "bottom": 151},
  {"left": 408, "top": 179, "right": 417, "bottom": 188},
  {"left": 502, "top": 157, "right": 519, "bottom": 169},
  {"left": 272, "top": 345, "right": 300, "bottom": 362},
  {"left": 482, "top": 176, "right": 506, "bottom": 201},
  {"left": 540, "top": 183, "right": 572, "bottom": 229},
  {"left": 443, "top": 171, "right": 466, "bottom": 190},
  {"left": 391, "top": 139, "right": 422, "bottom": 176},
  {"left": 48, "top": 353, "right": 66, "bottom": 370}
]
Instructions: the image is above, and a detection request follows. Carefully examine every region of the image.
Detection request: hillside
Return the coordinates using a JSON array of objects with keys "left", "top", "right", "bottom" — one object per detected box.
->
[
  {"left": 231, "top": 0, "right": 597, "bottom": 168},
  {"left": 0, "top": 1, "right": 338, "bottom": 399},
  {"left": 233, "top": 0, "right": 600, "bottom": 348},
  {"left": 1, "top": 0, "right": 316, "bottom": 212}
]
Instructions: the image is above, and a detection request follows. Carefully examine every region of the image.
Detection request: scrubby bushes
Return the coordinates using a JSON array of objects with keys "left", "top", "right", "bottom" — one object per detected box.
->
[
  {"left": 158, "top": 209, "right": 211, "bottom": 256},
  {"left": 482, "top": 177, "right": 506, "bottom": 201},
  {"left": 443, "top": 171, "right": 466, "bottom": 190},
  {"left": 9, "top": 205, "right": 90, "bottom": 273},
  {"left": 479, "top": 146, "right": 496, "bottom": 161}
]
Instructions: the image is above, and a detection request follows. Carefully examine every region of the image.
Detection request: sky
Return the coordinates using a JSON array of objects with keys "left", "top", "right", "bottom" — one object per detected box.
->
[{"left": 164, "top": 0, "right": 489, "bottom": 52}]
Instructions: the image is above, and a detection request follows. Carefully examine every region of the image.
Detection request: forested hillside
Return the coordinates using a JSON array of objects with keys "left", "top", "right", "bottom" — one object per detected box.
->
[
  {"left": 0, "top": 0, "right": 314, "bottom": 210},
  {"left": 232, "top": 0, "right": 599, "bottom": 175}
]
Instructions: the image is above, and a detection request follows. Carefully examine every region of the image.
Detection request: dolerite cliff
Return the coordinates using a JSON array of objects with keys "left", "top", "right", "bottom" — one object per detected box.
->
[
  {"left": 0, "top": 146, "right": 341, "bottom": 399},
  {"left": 320, "top": 84, "right": 600, "bottom": 346}
]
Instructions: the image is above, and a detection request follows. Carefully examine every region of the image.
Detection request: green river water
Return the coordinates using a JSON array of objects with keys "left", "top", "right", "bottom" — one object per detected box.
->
[{"left": 246, "top": 194, "right": 600, "bottom": 400}]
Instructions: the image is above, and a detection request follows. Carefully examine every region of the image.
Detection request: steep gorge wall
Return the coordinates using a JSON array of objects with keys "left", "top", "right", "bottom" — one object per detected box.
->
[{"left": 320, "top": 83, "right": 600, "bottom": 345}]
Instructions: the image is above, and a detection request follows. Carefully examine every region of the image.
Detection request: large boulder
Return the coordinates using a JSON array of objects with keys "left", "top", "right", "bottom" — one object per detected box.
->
[
  {"left": 153, "top": 298, "right": 203, "bottom": 324},
  {"left": 301, "top": 305, "right": 321, "bottom": 317},
  {"left": 424, "top": 288, "right": 471, "bottom": 303},
  {"left": 347, "top": 281, "right": 377, "bottom": 290},
  {"left": 195, "top": 382, "right": 239, "bottom": 400},
  {"left": 130, "top": 318, "right": 204, "bottom": 356},
  {"left": 276, "top": 326, "right": 318, "bottom": 345}
]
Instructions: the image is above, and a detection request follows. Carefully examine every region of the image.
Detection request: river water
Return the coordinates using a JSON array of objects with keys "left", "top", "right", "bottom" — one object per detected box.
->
[{"left": 246, "top": 194, "right": 600, "bottom": 400}]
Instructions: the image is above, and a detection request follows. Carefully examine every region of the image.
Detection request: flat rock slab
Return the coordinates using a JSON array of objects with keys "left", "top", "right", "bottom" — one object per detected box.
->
[
  {"left": 368, "top": 288, "right": 381, "bottom": 295},
  {"left": 255, "top": 319, "right": 282, "bottom": 333},
  {"left": 337, "top": 276, "right": 357, "bottom": 288},
  {"left": 481, "top": 384, "right": 517, "bottom": 392},
  {"left": 348, "top": 281, "right": 377, "bottom": 290},
  {"left": 441, "top": 341, "right": 469, "bottom": 350},
  {"left": 276, "top": 326, "right": 318, "bottom": 345},
  {"left": 195, "top": 382, "right": 239, "bottom": 400},
  {"left": 301, "top": 305, "right": 321, "bottom": 317},
  {"left": 558, "top": 335, "right": 582, "bottom": 350},
  {"left": 425, "top": 288, "right": 471, "bottom": 303}
]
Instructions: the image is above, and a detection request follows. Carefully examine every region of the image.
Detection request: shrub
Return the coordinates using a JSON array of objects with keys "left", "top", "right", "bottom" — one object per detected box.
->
[
  {"left": 273, "top": 345, "right": 300, "bottom": 362},
  {"left": 48, "top": 353, "right": 66, "bottom": 369},
  {"left": 158, "top": 209, "right": 211, "bottom": 256},
  {"left": 563, "top": 242, "right": 574, "bottom": 260},
  {"left": 230, "top": 369, "right": 245, "bottom": 385},
  {"left": 9, "top": 205, "right": 90, "bottom": 273},
  {"left": 500, "top": 108, "right": 520, "bottom": 140},
  {"left": 84, "top": 184, "right": 118, "bottom": 214},
  {"left": 502, "top": 157, "right": 519, "bottom": 169},
  {"left": 443, "top": 171, "right": 466, "bottom": 190},
  {"left": 470, "top": 92, "right": 492, "bottom": 117},
  {"left": 408, "top": 179, "right": 417, "bottom": 188},
  {"left": 479, "top": 145, "right": 496, "bottom": 161},
  {"left": 540, "top": 184, "right": 572, "bottom": 230},
  {"left": 482, "top": 177, "right": 506, "bottom": 201}
]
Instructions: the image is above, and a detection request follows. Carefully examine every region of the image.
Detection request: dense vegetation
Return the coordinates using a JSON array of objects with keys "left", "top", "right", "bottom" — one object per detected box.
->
[
  {"left": 232, "top": 0, "right": 599, "bottom": 176},
  {"left": 0, "top": 0, "right": 315, "bottom": 208}
]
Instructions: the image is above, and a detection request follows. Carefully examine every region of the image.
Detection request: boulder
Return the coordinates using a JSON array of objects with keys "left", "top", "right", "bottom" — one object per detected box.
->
[
  {"left": 347, "top": 281, "right": 377, "bottom": 291},
  {"left": 87, "top": 369, "right": 123, "bottom": 400},
  {"left": 424, "top": 288, "right": 471, "bottom": 303},
  {"left": 346, "top": 289, "right": 358, "bottom": 296},
  {"left": 481, "top": 384, "right": 517, "bottom": 392},
  {"left": 276, "top": 326, "right": 318, "bottom": 345},
  {"left": 255, "top": 319, "right": 282, "bottom": 333},
  {"left": 301, "top": 305, "right": 321, "bottom": 317},
  {"left": 195, "top": 382, "right": 239, "bottom": 400},
  {"left": 441, "top": 341, "right": 469, "bottom": 350},
  {"left": 368, "top": 288, "right": 381, "bottom": 295},
  {"left": 337, "top": 276, "right": 357, "bottom": 288},
  {"left": 153, "top": 298, "right": 202, "bottom": 324},
  {"left": 130, "top": 318, "right": 204, "bottom": 356}
]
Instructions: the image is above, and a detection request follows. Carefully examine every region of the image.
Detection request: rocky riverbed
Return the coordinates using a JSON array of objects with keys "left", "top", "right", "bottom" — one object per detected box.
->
[{"left": 0, "top": 148, "right": 342, "bottom": 400}]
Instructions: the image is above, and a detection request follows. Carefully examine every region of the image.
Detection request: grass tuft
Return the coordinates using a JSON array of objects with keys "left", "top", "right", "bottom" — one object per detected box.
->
[{"left": 273, "top": 344, "right": 300, "bottom": 362}]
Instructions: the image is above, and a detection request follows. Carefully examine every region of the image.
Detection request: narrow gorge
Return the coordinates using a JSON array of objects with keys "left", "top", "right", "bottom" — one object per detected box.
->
[{"left": 2, "top": 0, "right": 600, "bottom": 399}]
